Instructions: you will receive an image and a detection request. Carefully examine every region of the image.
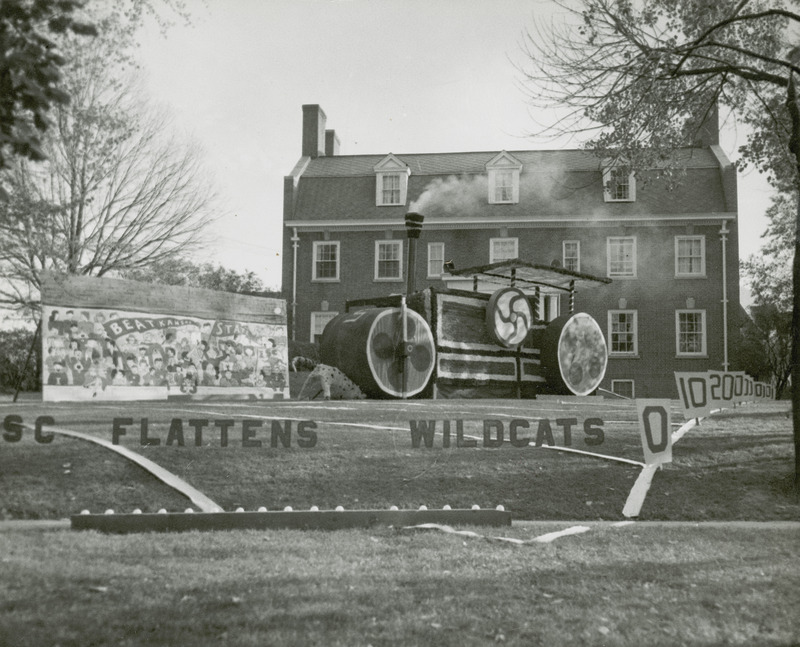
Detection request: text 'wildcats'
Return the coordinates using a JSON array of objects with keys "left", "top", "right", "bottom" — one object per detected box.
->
[{"left": 409, "top": 418, "right": 605, "bottom": 449}]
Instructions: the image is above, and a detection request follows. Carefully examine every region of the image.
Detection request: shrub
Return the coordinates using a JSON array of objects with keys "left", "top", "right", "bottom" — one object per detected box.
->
[{"left": 0, "top": 328, "right": 40, "bottom": 392}]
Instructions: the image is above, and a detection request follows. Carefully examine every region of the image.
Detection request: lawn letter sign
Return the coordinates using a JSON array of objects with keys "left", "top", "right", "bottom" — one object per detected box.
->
[
  {"left": 636, "top": 399, "right": 672, "bottom": 466},
  {"left": 40, "top": 272, "right": 289, "bottom": 402}
]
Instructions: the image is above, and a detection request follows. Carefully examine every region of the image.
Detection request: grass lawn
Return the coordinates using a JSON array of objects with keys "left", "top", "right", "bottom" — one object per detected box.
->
[
  {"left": 1, "top": 523, "right": 798, "bottom": 646},
  {"left": 0, "top": 398, "right": 797, "bottom": 520},
  {"left": 0, "top": 397, "right": 798, "bottom": 645}
]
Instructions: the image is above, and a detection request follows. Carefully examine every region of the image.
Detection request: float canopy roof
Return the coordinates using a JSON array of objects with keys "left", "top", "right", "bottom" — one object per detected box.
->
[{"left": 446, "top": 258, "right": 611, "bottom": 293}]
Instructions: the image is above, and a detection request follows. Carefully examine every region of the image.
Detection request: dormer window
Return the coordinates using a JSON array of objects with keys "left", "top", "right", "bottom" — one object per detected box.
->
[
  {"left": 374, "top": 154, "right": 410, "bottom": 206},
  {"left": 486, "top": 151, "right": 522, "bottom": 205},
  {"left": 603, "top": 166, "right": 636, "bottom": 202},
  {"left": 381, "top": 174, "right": 401, "bottom": 204},
  {"left": 494, "top": 170, "right": 514, "bottom": 202}
]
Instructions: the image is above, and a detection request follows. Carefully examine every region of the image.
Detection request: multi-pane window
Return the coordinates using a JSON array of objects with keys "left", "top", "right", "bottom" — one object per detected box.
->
[
  {"left": 428, "top": 242, "right": 445, "bottom": 278},
  {"left": 607, "top": 237, "right": 636, "bottom": 277},
  {"left": 486, "top": 152, "right": 521, "bottom": 204},
  {"left": 374, "top": 155, "right": 409, "bottom": 206},
  {"left": 563, "top": 240, "right": 580, "bottom": 272},
  {"left": 611, "top": 380, "right": 635, "bottom": 399},
  {"left": 676, "top": 310, "right": 706, "bottom": 356},
  {"left": 490, "top": 237, "right": 518, "bottom": 263},
  {"left": 675, "top": 236, "right": 706, "bottom": 277},
  {"left": 381, "top": 174, "right": 401, "bottom": 205},
  {"left": 494, "top": 170, "right": 514, "bottom": 203},
  {"left": 604, "top": 167, "right": 635, "bottom": 202},
  {"left": 375, "top": 240, "right": 402, "bottom": 280},
  {"left": 608, "top": 310, "right": 638, "bottom": 355},
  {"left": 312, "top": 241, "right": 339, "bottom": 281},
  {"left": 310, "top": 312, "right": 338, "bottom": 343}
]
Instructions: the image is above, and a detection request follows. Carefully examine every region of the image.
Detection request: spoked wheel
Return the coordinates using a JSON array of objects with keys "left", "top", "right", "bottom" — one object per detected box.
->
[
  {"left": 320, "top": 306, "right": 436, "bottom": 398},
  {"left": 486, "top": 287, "right": 533, "bottom": 347},
  {"left": 368, "top": 307, "right": 435, "bottom": 398}
]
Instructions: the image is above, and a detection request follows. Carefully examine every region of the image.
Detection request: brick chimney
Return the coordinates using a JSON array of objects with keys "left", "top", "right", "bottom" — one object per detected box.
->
[
  {"left": 325, "top": 129, "right": 340, "bottom": 156},
  {"left": 302, "top": 104, "right": 326, "bottom": 158},
  {"left": 694, "top": 102, "right": 719, "bottom": 147}
]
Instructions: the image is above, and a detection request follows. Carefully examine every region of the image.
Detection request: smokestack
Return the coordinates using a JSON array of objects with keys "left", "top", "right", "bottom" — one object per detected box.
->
[
  {"left": 325, "top": 129, "right": 340, "bottom": 156},
  {"left": 405, "top": 212, "right": 424, "bottom": 295},
  {"left": 302, "top": 104, "right": 326, "bottom": 158},
  {"left": 694, "top": 102, "right": 719, "bottom": 147}
]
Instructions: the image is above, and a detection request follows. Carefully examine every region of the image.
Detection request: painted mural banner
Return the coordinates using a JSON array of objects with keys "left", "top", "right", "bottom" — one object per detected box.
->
[
  {"left": 674, "top": 371, "right": 773, "bottom": 420},
  {"left": 40, "top": 272, "right": 289, "bottom": 402}
]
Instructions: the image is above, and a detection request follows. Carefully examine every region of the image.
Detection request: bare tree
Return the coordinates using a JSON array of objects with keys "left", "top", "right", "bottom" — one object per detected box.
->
[
  {"left": 0, "top": 26, "right": 214, "bottom": 317},
  {"left": 520, "top": 0, "right": 800, "bottom": 488}
]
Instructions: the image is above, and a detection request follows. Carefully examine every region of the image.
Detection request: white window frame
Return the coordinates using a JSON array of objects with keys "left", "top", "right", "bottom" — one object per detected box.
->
[
  {"left": 562, "top": 240, "right": 580, "bottom": 272},
  {"left": 611, "top": 379, "right": 635, "bottom": 399},
  {"left": 374, "top": 154, "right": 410, "bottom": 207},
  {"left": 676, "top": 309, "right": 707, "bottom": 357},
  {"left": 374, "top": 240, "right": 403, "bottom": 281},
  {"left": 490, "top": 237, "right": 518, "bottom": 264},
  {"left": 380, "top": 173, "right": 401, "bottom": 206},
  {"left": 486, "top": 151, "right": 522, "bottom": 205},
  {"left": 493, "top": 169, "right": 514, "bottom": 203},
  {"left": 607, "top": 236, "right": 637, "bottom": 278},
  {"left": 310, "top": 311, "right": 338, "bottom": 343},
  {"left": 675, "top": 235, "right": 706, "bottom": 278},
  {"left": 427, "top": 242, "right": 445, "bottom": 279},
  {"left": 608, "top": 310, "right": 638, "bottom": 356},
  {"left": 312, "top": 241, "right": 340, "bottom": 282},
  {"left": 603, "top": 167, "right": 636, "bottom": 202}
]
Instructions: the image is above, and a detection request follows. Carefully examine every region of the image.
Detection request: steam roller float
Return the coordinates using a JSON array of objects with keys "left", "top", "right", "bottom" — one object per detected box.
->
[{"left": 320, "top": 255, "right": 611, "bottom": 400}]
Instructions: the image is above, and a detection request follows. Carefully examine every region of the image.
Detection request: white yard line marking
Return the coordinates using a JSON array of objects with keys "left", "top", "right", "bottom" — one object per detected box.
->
[
  {"left": 164, "top": 407, "right": 309, "bottom": 422},
  {"left": 404, "top": 523, "right": 595, "bottom": 545},
  {"left": 24, "top": 423, "right": 222, "bottom": 512},
  {"left": 622, "top": 408, "right": 725, "bottom": 518},
  {"left": 325, "top": 422, "right": 408, "bottom": 432},
  {"left": 538, "top": 444, "right": 645, "bottom": 467},
  {"left": 530, "top": 525, "right": 592, "bottom": 543}
]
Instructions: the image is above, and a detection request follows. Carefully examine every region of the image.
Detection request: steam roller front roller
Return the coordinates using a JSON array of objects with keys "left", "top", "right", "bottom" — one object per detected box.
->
[
  {"left": 320, "top": 306, "right": 436, "bottom": 398},
  {"left": 540, "top": 312, "right": 608, "bottom": 396}
]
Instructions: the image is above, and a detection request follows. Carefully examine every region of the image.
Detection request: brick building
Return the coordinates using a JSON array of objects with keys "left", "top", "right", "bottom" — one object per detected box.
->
[{"left": 282, "top": 104, "right": 740, "bottom": 398}]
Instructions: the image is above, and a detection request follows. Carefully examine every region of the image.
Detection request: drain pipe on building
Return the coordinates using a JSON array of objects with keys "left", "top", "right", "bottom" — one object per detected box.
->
[
  {"left": 719, "top": 220, "right": 729, "bottom": 370},
  {"left": 291, "top": 227, "right": 299, "bottom": 341}
]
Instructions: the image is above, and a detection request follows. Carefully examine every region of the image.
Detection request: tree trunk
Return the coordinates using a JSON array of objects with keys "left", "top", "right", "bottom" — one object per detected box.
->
[
  {"left": 786, "top": 75, "right": 800, "bottom": 490},
  {"left": 788, "top": 75, "right": 800, "bottom": 490},
  {"left": 793, "top": 190, "right": 800, "bottom": 489}
]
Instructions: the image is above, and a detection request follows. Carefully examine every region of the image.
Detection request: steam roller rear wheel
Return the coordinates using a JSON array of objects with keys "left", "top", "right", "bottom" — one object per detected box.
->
[
  {"left": 320, "top": 307, "right": 436, "bottom": 398},
  {"left": 541, "top": 313, "right": 607, "bottom": 396}
]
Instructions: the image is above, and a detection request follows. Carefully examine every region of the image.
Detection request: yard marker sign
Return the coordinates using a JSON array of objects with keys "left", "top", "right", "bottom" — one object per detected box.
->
[
  {"left": 675, "top": 371, "right": 773, "bottom": 420},
  {"left": 635, "top": 399, "right": 672, "bottom": 466}
]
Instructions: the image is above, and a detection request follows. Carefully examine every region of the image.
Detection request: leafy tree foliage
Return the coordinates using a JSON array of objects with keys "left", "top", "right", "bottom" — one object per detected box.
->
[
  {"left": 0, "top": 0, "right": 95, "bottom": 171},
  {"left": 742, "top": 193, "right": 794, "bottom": 312},
  {"left": 521, "top": 0, "right": 800, "bottom": 486},
  {"left": 522, "top": 1, "right": 797, "bottom": 178},
  {"left": 736, "top": 304, "right": 793, "bottom": 398},
  {"left": 121, "top": 258, "right": 276, "bottom": 296}
]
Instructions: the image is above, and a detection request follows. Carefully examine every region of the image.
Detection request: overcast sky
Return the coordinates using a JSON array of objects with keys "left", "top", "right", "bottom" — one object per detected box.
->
[{"left": 136, "top": 0, "right": 775, "bottom": 291}]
